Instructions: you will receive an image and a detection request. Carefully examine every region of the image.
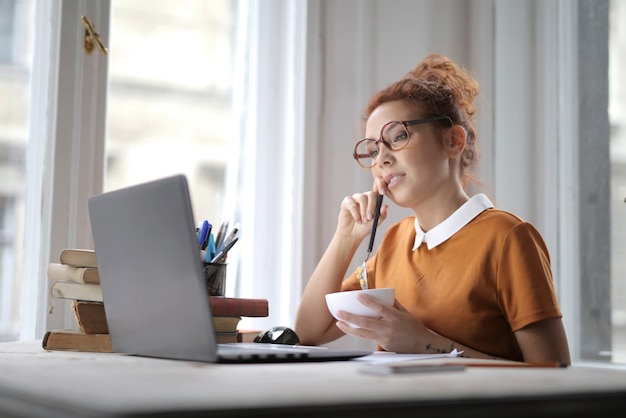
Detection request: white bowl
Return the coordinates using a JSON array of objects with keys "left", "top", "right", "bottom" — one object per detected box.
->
[{"left": 325, "top": 288, "right": 395, "bottom": 327}]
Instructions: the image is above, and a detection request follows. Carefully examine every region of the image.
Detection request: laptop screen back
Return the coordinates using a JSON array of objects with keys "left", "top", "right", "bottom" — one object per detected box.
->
[{"left": 88, "top": 175, "right": 219, "bottom": 362}]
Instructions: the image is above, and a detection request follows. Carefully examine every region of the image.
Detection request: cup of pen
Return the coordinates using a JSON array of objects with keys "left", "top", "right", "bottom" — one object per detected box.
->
[{"left": 203, "top": 262, "right": 227, "bottom": 296}]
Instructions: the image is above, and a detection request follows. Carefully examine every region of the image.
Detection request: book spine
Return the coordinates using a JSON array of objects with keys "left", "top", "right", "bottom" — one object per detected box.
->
[
  {"left": 47, "top": 263, "right": 100, "bottom": 284},
  {"left": 42, "top": 331, "right": 113, "bottom": 353},
  {"left": 215, "top": 333, "right": 238, "bottom": 344},
  {"left": 73, "top": 301, "right": 245, "bottom": 334},
  {"left": 237, "top": 330, "right": 262, "bottom": 343},
  {"left": 212, "top": 316, "right": 242, "bottom": 333},
  {"left": 59, "top": 249, "right": 98, "bottom": 268},
  {"left": 50, "top": 282, "right": 103, "bottom": 303},
  {"left": 209, "top": 297, "right": 269, "bottom": 317},
  {"left": 72, "top": 301, "right": 109, "bottom": 334}
]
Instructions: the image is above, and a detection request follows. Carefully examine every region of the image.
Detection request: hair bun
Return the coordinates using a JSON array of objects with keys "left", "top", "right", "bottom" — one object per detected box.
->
[{"left": 407, "top": 54, "right": 479, "bottom": 117}]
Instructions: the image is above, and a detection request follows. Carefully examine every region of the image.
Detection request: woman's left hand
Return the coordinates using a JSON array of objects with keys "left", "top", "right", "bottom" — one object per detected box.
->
[{"left": 334, "top": 294, "right": 431, "bottom": 353}]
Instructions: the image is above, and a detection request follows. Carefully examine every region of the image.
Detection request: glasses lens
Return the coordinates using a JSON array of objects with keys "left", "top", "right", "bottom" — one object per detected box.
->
[
  {"left": 355, "top": 139, "right": 378, "bottom": 167},
  {"left": 382, "top": 122, "right": 410, "bottom": 150}
]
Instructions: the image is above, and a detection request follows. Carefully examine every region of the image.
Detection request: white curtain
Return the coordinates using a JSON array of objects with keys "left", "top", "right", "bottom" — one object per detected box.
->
[{"left": 226, "top": 0, "right": 308, "bottom": 330}]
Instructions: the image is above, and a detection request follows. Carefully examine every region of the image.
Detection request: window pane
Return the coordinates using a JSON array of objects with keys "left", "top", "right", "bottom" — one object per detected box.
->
[
  {"left": 610, "top": 0, "right": 626, "bottom": 364},
  {"left": 106, "top": 0, "right": 237, "bottom": 227},
  {"left": 0, "top": 0, "right": 16, "bottom": 63},
  {"left": 0, "top": 0, "right": 33, "bottom": 341}
]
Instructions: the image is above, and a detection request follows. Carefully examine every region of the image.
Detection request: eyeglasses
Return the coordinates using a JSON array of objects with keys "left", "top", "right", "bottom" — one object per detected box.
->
[{"left": 353, "top": 116, "right": 453, "bottom": 168}]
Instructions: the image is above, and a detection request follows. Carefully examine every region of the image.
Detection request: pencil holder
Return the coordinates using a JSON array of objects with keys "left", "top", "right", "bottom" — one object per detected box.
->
[{"left": 203, "top": 262, "right": 227, "bottom": 296}]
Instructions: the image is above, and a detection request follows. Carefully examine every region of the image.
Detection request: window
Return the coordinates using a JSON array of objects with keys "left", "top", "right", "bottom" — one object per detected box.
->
[
  {"left": 106, "top": 1, "right": 236, "bottom": 227},
  {"left": 0, "top": 0, "right": 33, "bottom": 341},
  {"left": 0, "top": 0, "right": 16, "bottom": 63},
  {"left": 574, "top": 0, "right": 612, "bottom": 362},
  {"left": 0, "top": 196, "right": 19, "bottom": 340},
  {"left": 609, "top": 0, "right": 626, "bottom": 363},
  {"left": 105, "top": 0, "right": 239, "bottom": 293},
  {"left": 10, "top": 0, "right": 307, "bottom": 339}
]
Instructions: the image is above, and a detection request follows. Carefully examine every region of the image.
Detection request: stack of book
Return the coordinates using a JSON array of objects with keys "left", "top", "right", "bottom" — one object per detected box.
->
[{"left": 43, "top": 249, "right": 267, "bottom": 352}]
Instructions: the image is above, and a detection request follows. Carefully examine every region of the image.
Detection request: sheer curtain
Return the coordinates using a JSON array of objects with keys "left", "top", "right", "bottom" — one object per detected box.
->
[{"left": 228, "top": 0, "right": 308, "bottom": 329}]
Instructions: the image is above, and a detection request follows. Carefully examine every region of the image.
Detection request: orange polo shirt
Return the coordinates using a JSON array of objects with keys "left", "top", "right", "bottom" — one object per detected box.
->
[{"left": 342, "top": 200, "right": 562, "bottom": 361}]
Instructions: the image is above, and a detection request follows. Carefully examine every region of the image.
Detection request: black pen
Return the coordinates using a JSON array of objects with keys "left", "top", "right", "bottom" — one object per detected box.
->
[
  {"left": 367, "top": 194, "right": 384, "bottom": 253},
  {"left": 210, "top": 237, "right": 238, "bottom": 263}
]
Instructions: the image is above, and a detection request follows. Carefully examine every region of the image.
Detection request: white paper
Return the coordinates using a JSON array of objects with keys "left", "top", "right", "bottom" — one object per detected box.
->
[{"left": 352, "top": 348, "right": 463, "bottom": 364}]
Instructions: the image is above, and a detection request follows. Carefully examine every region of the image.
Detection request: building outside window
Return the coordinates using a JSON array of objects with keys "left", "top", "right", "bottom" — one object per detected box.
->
[
  {"left": 0, "top": 0, "right": 238, "bottom": 341},
  {"left": 106, "top": 0, "right": 236, "bottom": 227}
]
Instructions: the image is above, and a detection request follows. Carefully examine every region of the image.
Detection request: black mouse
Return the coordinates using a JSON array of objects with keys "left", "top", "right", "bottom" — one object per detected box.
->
[{"left": 254, "top": 326, "right": 300, "bottom": 345}]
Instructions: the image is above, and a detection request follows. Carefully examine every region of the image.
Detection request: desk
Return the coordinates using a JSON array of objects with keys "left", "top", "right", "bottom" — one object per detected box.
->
[{"left": 1, "top": 341, "right": 625, "bottom": 417}]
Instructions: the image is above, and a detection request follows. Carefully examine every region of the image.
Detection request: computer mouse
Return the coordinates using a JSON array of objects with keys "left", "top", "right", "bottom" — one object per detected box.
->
[{"left": 254, "top": 326, "right": 301, "bottom": 345}]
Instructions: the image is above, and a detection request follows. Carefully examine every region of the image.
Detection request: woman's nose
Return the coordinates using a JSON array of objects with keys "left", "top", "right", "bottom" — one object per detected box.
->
[{"left": 375, "top": 142, "right": 394, "bottom": 166}]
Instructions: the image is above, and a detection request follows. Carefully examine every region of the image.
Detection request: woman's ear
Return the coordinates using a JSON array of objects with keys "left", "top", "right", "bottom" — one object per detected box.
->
[{"left": 447, "top": 125, "right": 466, "bottom": 158}]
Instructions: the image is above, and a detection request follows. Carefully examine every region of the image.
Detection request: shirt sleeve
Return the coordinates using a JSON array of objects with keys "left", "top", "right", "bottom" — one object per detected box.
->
[{"left": 496, "top": 222, "right": 562, "bottom": 331}]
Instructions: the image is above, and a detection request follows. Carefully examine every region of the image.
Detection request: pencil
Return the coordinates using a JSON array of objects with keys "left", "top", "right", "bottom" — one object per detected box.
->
[
  {"left": 460, "top": 361, "right": 568, "bottom": 368},
  {"left": 215, "top": 220, "right": 229, "bottom": 250}
]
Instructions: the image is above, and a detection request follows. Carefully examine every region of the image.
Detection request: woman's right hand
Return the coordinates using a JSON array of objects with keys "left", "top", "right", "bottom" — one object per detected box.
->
[{"left": 337, "top": 189, "right": 388, "bottom": 242}]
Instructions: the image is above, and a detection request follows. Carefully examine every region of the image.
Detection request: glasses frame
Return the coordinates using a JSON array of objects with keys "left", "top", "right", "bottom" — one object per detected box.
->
[{"left": 353, "top": 116, "right": 453, "bottom": 168}]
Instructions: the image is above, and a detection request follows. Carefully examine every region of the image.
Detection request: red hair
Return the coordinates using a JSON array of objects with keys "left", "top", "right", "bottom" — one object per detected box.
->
[{"left": 365, "top": 54, "right": 480, "bottom": 184}]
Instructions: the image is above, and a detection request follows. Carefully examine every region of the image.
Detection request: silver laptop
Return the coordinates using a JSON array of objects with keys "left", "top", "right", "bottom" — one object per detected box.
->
[{"left": 88, "top": 174, "right": 371, "bottom": 363}]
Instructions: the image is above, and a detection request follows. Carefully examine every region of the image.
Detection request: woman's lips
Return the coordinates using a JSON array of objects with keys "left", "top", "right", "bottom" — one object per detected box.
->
[{"left": 384, "top": 173, "right": 405, "bottom": 189}]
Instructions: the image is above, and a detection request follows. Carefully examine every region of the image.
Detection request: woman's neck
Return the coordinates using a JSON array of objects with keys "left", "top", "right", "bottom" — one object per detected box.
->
[{"left": 413, "top": 186, "right": 469, "bottom": 232}]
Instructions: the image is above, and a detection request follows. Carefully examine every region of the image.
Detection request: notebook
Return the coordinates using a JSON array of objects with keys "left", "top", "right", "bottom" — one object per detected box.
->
[{"left": 88, "top": 174, "right": 371, "bottom": 363}]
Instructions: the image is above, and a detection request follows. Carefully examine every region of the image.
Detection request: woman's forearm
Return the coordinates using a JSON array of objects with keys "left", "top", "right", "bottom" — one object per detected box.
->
[{"left": 295, "top": 233, "right": 361, "bottom": 345}]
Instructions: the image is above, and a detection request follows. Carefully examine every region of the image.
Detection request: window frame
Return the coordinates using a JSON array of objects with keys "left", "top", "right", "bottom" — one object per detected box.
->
[
  {"left": 574, "top": 0, "right": 611, "bottom": 361},
  {"left": 20, "top": 0, "right": 110, "bottom": 338}
]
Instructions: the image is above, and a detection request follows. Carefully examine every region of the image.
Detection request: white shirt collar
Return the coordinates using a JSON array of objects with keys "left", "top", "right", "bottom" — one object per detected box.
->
[{"left": 413, "top": 193, "right": 494, "bottom": 251}]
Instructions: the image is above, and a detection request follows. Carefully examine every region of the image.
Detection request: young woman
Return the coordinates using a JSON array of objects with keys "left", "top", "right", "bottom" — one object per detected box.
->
[{"left": 295, "top": 54, "right": 571, "bottom": 364}]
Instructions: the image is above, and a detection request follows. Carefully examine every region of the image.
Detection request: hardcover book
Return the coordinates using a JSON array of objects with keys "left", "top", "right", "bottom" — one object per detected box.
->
[
  {"left": 42, "top": 329, "right": 254, "bottom": 352},
  {"left": 59, "top": 249, "right": 98, "bottom": 269},
  {"left": 57, "top": 290, "right": 268, "bottom": 316},
  {"left": 48, "top": 263, "right": 100, "bottom": 284},
  {"left": 42, "top": 329, "right": 112, "bottom": 353},
  {"left": 72, "top": 301, "right": 109, "bottom": 334},
  {"left": 72, "top": 300, "right": 249, "bottom": 334},
  {"left": 236, "top": 329, "right": 262, "bottom": 343},
  {"left": 50, "top": 281, "right": 103, "bottom": 303},
  {"left": 209, "top": 297, "right": 269, "bottom": 317}
]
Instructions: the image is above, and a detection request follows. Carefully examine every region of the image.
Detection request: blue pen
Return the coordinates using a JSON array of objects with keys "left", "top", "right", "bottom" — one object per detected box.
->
[
  {"left": 205, "top": 233, "right": 216, "bottom": 262},
  {"left": 198, "top": 220, "right": 210, "bottom": 249}
]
